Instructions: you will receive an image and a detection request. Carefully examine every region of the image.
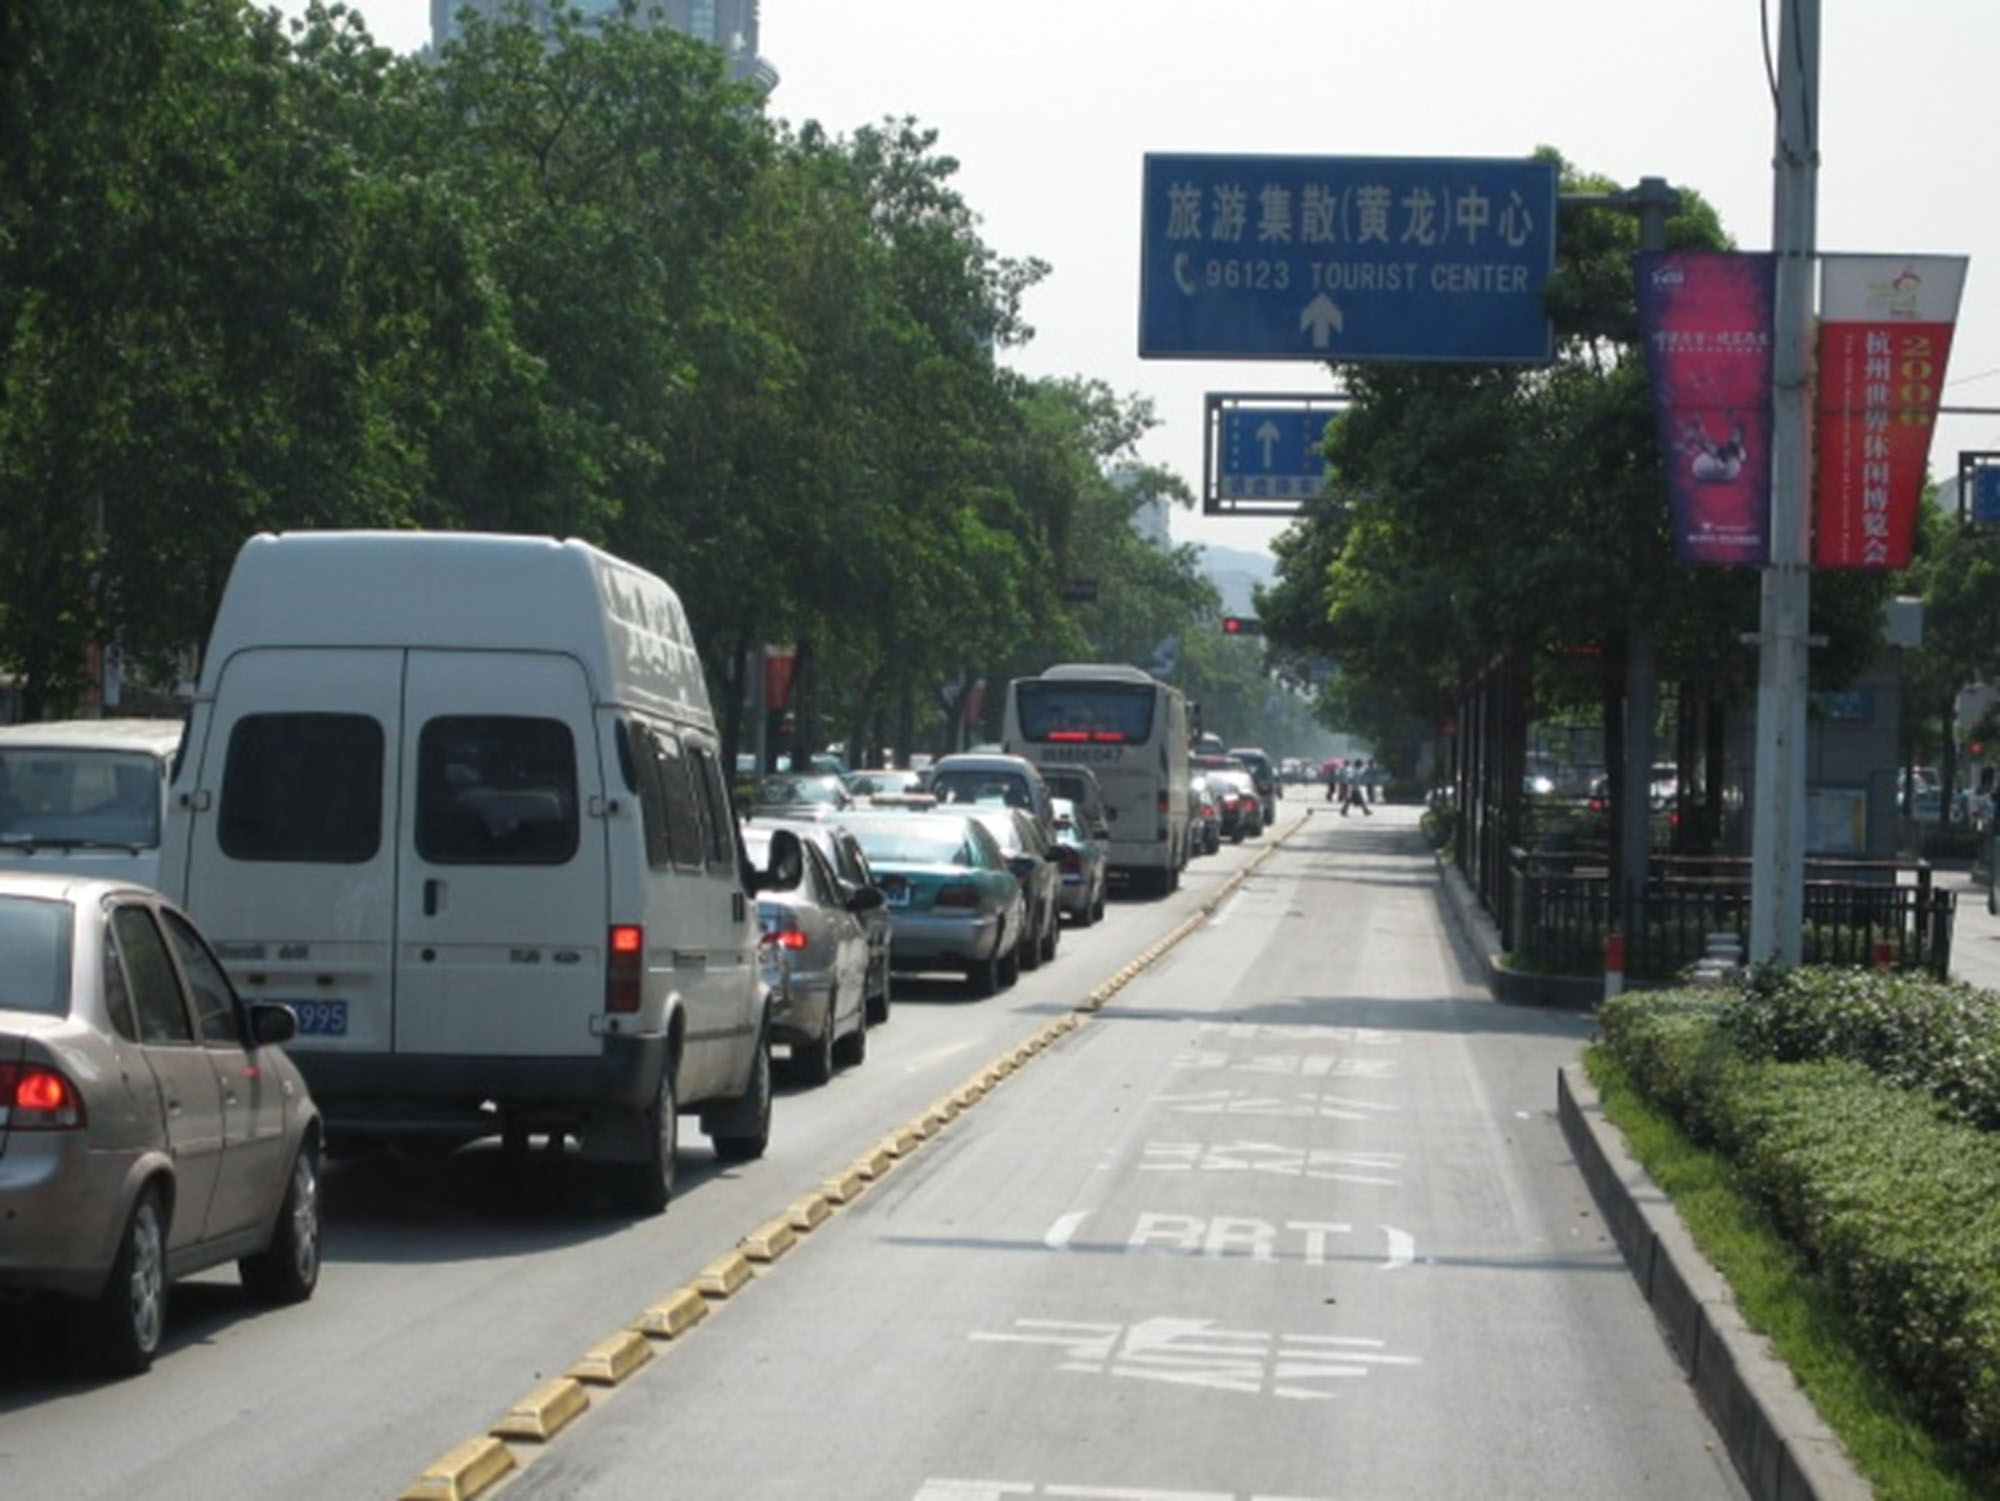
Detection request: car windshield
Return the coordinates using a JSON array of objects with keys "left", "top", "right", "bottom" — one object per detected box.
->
[
  {"left": 0, "top": 895, "right": 72, "bottom": 1016},
  {"left": 0, "top": 748, "right": 162, "bottom": 849}
]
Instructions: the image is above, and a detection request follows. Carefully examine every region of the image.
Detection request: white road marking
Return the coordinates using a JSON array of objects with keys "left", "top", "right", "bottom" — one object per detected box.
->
[
  {"left": 1138, "top": 1140, "right": 1402, "bottom": 1186},
  {"left": 1152, "top": 1088, "right": 1399, "bottom": 1121},
  {"left": 1170, "top": 1049, "right": 1398, "bottom": 1080},
  {"left": 1382, "top": 1225, "right": 1416, "bottom": 1270},
  {"left": 1043, "top": 1210, "right": 1091, "bottom": 1251},
  {"left": 915, "top": 1483, "right": 1335, "bottom": 1501},
  {"left": 970, "top": 1316, "right": 1419, "bottom": 1399}
]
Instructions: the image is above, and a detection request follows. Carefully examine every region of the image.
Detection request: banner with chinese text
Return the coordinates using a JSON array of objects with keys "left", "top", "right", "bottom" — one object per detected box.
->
[
  {"left": 1812, "top": 254, "right": 1967, "bottom": 569},
  {"left": 1635, "top": 251, "right": 1776, "bottom": 565}
]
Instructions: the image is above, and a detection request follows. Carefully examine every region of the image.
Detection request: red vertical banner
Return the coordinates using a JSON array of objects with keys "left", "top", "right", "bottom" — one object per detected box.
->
[
  {"left": 1812, "top": 254, "right": 1967, "bottom": 569},
  {"left": 1634, "top": 251, "right": 1776, "bottom": 565}
]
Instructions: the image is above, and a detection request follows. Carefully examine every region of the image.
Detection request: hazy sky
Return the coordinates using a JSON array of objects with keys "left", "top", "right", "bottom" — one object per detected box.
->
[{"left": 282, "top": 1, "right": 1999, "bottom": 556}]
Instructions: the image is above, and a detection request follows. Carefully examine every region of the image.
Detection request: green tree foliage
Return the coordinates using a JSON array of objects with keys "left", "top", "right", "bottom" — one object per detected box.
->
[
  {"left": 1260, "top": 150, "right": 1894, "bottom": 777},
  {"left": 0, "top": 0, "right": 1252, "bottom": 756}
]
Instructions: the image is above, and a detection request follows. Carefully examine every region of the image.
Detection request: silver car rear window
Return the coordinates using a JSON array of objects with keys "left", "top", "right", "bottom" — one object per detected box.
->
[{"left": 0, "top": 895, "right": 71, "bottom": 1015}]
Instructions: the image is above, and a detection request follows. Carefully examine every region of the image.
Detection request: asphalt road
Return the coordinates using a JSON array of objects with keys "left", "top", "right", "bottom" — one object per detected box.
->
[{"left": 0, "top": 804, "right": 1748, "bottom": 1500}]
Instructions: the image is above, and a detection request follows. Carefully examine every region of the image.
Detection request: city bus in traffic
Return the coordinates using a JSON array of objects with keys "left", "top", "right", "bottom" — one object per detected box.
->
[{"left": 1000, "top": 663, "right": 1191, "bottom": 895}]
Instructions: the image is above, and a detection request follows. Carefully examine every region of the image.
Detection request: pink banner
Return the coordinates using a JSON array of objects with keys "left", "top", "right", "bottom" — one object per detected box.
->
[
  {"left": 1635, "top": 251, "right": 1776, "bottom": 565},
  {"left": 1812, "top": 255, "right": 1967, "bottom": 569}
]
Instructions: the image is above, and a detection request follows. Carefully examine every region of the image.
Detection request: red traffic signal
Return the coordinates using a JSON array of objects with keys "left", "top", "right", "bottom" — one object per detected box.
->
[{"left": 1220, "top": 615, "right": 1262, "bottom": 636}]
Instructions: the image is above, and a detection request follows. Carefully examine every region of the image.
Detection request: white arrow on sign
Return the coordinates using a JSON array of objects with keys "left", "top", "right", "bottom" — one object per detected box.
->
[
  {"left": 1256, "top": 420, "right": 1281, "bottom": 468},
  {"left": 1301, "top": 292, "right": 1343, "bottom": 349}
]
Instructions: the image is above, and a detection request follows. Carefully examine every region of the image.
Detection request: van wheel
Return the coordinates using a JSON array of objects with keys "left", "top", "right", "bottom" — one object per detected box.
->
[
  {"left": 88, "top": 1187, "right": 167, "bottom": 1376},
  {"left": 613, "top": 1068, "right": 677, "bottom": 1216},
  {"left": 709, "top": 1035, "right": 771, "bottom": 1163},
  {"left": 795, "top": 991, "right": 836, "bottom": 1086},
  {"left": 240, "top": 1145, "right": 321, "bottom": 1305}
]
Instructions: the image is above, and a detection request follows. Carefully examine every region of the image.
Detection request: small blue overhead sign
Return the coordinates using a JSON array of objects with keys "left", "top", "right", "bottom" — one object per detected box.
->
[
  {"left": 1140, "top": 154, "right": 1558, "bottom": 364},
  {"left": 1218, "top": 406, "right": 1330, "bottom": 501}
]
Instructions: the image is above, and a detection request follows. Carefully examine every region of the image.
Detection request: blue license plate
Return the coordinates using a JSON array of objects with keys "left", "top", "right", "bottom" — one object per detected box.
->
[{"left": 286, "top": 999, "right": 349, "bottom": 1037}]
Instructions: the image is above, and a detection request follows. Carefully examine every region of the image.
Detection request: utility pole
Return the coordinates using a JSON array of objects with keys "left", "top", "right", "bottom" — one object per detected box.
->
[{"left": 1750, "top": 0, "right": 1820, "bottom": 965}]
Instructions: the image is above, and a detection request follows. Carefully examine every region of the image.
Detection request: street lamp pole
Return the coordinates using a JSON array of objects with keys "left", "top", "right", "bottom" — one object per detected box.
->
[{"left": 1749, "top": 0, "right": 1821, "bottom": 966}]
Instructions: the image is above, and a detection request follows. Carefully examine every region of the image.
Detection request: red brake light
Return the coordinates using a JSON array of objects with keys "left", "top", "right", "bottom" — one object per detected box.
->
[
  {"left": 1045, "top": 730, "right": 1090, "bottom": 742},
  {"left": 0, "top": 1063, "right": 84, "bottom": 1130},
  {"left": 934, "top": 884, "right": 980, "bottom": 909},
  {"left": 1091, "top": 731, "right": 1127, "bottom": 743},
  {"left": 607, "top": 925, "right": 644, "bottom": 1014}
]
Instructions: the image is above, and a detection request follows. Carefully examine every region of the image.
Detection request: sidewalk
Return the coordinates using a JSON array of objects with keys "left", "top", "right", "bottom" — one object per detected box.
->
[{"left": 1941, "top": 863, "right": 2000, "bottom": 993}]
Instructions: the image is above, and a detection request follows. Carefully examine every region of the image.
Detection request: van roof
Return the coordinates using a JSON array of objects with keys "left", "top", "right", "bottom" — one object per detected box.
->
[
  {"left": 200, "top": 532, "right": 714, "bottom": 729},
  {"left": 0, "top": 718, "right": 184, "bottom": 756}
]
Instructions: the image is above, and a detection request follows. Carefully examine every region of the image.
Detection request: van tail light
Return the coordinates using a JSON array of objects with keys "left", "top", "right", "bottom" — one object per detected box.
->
[
  {"left": 0, "top": 1062, "right": 85, "bottom": 1130},
  {"left": 934, "top": 883, "right": 980, "bottom": 909},
  {"left": 607, "top": 924, "right": 644, "bottom": 1014}
]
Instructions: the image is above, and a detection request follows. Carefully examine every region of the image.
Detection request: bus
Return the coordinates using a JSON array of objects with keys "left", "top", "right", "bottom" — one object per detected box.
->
[{"left": 1000, "top": 663, "right": 1191, "bottom": 895}]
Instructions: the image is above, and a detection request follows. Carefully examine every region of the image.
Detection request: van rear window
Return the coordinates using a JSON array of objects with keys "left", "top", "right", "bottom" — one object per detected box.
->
[
  {"left": 220, "top": 714, "right": 383, "bottom": 863},
  {"left": 418, "top": 717, "right": 579, "bottom": 866}
]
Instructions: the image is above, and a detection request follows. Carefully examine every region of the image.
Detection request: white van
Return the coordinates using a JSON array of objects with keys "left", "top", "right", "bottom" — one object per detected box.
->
[
  {"left": 0, "top": 719, "right": 185, "bottom": 890},
  {"left": 158, "top": 531, "right": 770, "bottom": 1214}
]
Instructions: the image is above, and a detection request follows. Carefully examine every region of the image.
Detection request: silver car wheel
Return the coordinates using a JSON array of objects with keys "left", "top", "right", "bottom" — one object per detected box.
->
[{"left": 126, "top": 1197, "right": 167, "bottom": 1358}]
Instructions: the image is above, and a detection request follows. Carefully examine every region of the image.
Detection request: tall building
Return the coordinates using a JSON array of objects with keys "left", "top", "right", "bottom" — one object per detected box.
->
[{"left": 431, "top": 0, "right": 777, "bottom": 89}]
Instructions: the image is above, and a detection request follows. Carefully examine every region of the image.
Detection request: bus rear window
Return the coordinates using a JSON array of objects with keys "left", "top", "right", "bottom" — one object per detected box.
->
[{"left": 1014, "top": 682, "right": 1156, "bottom": 744}]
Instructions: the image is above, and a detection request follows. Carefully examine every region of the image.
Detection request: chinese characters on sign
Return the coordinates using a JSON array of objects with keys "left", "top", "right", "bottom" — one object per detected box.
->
[
  {"left": 1812, "top": 255, "right": 1968, "bottom": 570},
  {"left": 1634, "top": 251, "right": 1776, "bottom": 566},
  {"left": 1140, "top": 156, "right": 1557, "bottom": 363}
]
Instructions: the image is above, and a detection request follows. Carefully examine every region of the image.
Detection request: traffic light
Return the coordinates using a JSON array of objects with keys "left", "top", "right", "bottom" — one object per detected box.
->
[{"left": 1220, "top": 615, "right": 1262, "bottom": 636}]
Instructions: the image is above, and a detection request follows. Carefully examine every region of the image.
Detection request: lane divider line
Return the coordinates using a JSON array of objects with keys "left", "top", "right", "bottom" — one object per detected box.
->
[{"left": 393, "top": 813, "right": 1313, "bottom": 1499}]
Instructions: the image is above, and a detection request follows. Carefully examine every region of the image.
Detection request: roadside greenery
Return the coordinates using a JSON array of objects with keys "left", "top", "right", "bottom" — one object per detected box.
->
[
  {"left": 0, "top": 0, "right": 1287, "bottom": 761},
  {"left": 1597, "top": 975, "right": 2000, "bottom": 1491}
]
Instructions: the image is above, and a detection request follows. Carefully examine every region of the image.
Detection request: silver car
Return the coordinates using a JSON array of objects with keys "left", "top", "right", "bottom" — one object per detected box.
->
[
  {"left": 0, "top": 873, "right": 322, "bottom": 1375},
  {"left": 742, "top": 825, "right": 879, "bottom": 1085}
]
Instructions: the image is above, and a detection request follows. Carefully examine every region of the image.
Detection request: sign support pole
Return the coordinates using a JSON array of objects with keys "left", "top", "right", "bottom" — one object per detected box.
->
[{"left": 1750, "top": 0, "right": 1820, "bottom": 967}]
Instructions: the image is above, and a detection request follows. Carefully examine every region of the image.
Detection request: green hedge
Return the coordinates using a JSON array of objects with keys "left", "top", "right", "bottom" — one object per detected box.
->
[{"left": 1601, "top": 979, "right": 2000, "bottom": 1476}]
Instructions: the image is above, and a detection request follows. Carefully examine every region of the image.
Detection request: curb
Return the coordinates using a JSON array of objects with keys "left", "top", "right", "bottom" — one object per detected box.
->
[{"left": 1557, "top": 1066, "right": 1870, "bottom": 1501}]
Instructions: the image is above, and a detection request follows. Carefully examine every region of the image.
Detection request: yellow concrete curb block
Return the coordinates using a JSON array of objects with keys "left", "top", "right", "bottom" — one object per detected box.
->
[
  {"left": 740, "top": 1217, "right": 798, "bottom": 1263},
  {"left": 881, "top": 1127, "right": 922, "bottom": 1157},
  {"left": 852, "top": 1145, "right": 895, "bottom": 1179},
  {"left": 954, "top": 1081, "right": 987, "bottom": 1107},
  {"left": 399, "top": 1435, "right": 517, "bottom": 1501},
  {"left": 693, "top": 1250, "right": 754, "bottom": 1299},
  {"left": 631, "top": 1287, "right": 708, "bottom": 1339},
  {"left": 491, "top": 1377, "right": 589, "bottom": 1443},
  {"left": 820, "top": 1169, "right": 866, "bottom": 1204},
  {"left": 787, "top": 1193, "right": 833, "bottom": 1231},
  {"left": 566, "top": 1329, "right": 653, "bottom": 1386},
  {"left": 912, "top": 1111, "right": 944, "bottom": 1139},
  {"left": 929, "top": 1095, "right": 962, "bottom": 1122},
  {"left": 990, "top": 1056, "right": 1016, "bottom": 1078}
]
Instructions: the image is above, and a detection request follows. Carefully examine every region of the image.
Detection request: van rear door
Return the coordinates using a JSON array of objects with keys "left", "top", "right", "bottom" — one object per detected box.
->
[
  {"left": 178, "top": 648, "right": 402, "bottom": 1059},
  {"left": 394, "top": 651, "right": 606, "bottom": 1057}
]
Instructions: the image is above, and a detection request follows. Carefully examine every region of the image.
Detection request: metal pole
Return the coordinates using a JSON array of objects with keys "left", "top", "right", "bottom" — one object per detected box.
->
[
  {"left": 1749, "top": 0, "right": 1820, "bottom": 966},
  {"left": 1618, "top": 178, "right": 1682, "bottom": 957}
]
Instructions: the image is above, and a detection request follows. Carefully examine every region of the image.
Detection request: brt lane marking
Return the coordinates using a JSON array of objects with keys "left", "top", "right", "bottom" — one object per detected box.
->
[
  {"left": 1138, "top": 1140, "right": 1403, "bottom": 1186},
  {"left": 970, "top": 1315, "right": 1419, "bottom": 1399},
  {"left": 1170, "top": 1048, "right": 1396, "bottom": 1080},
  {"left": 1044, "top": 1211, "right": 1415, "bottom": 1268},
  {"left": 1152, "top": 1088, "right": 1399, "bottom": 1121},
  {"left": 917, "top": 1484, "right": 1335, "bottom": 1500}
]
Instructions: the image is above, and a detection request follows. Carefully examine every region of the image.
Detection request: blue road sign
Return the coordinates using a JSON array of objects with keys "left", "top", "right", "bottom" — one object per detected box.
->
[
  {"left": 1975, "top": 466, "right": 2000, "bottom": 525},
  {"left": 1218, "top": 407, "right": 1331, "bottom": 500},
  {"left": 1140, "top": 154, "right": 1557, "bottom": 363}
]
